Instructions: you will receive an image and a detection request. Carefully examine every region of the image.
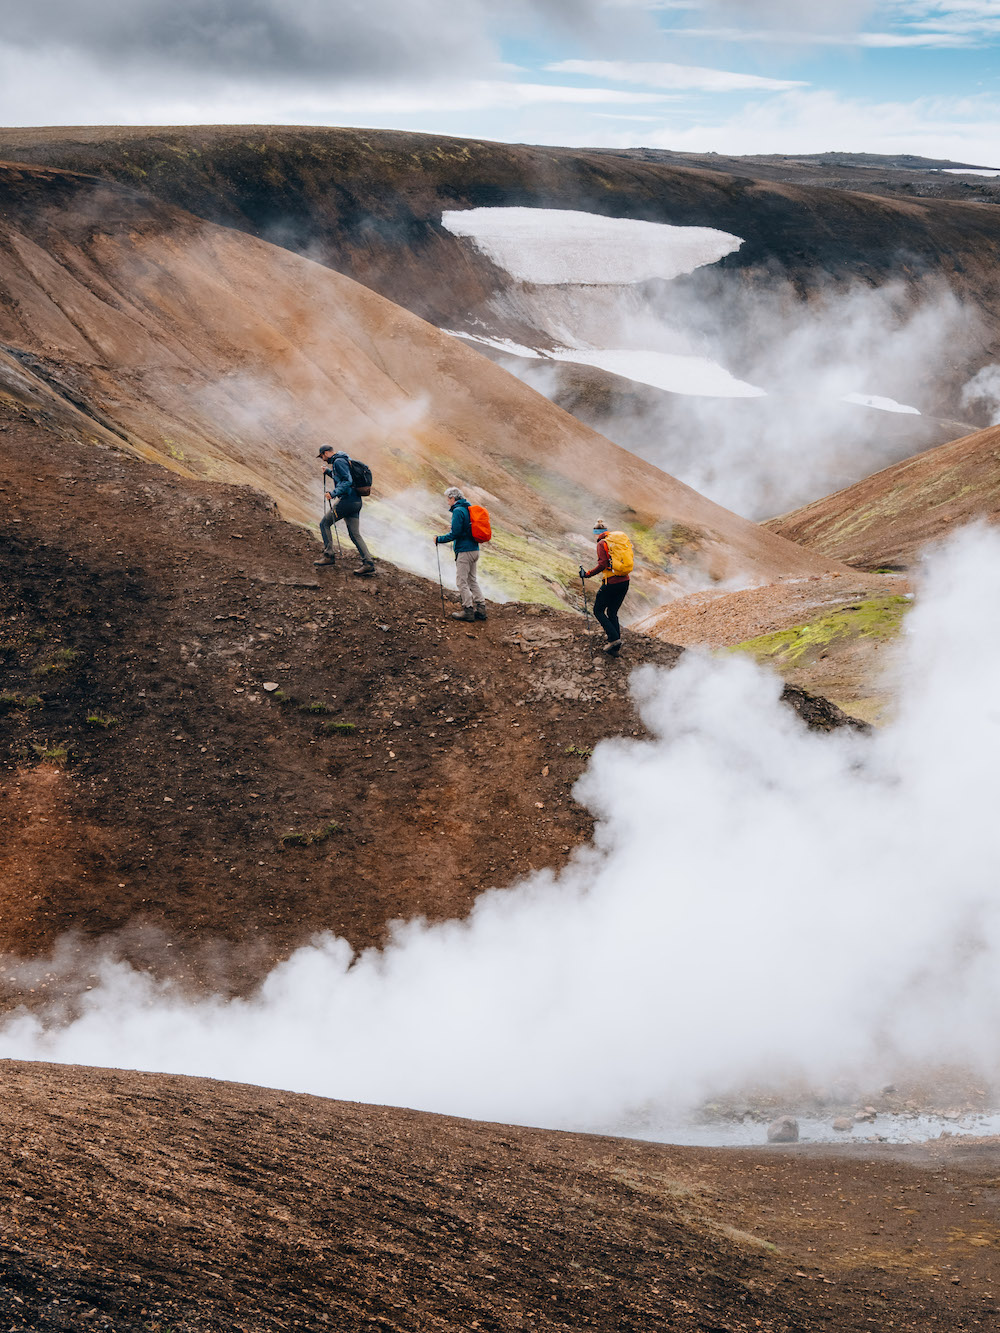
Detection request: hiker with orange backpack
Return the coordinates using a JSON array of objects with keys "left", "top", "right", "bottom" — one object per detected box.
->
[
  {"left": 435, "top": 486, "right": 490, "bottom": 621},
  {"left": 580, "top": 520, "right": 633, "bottom": 654}
]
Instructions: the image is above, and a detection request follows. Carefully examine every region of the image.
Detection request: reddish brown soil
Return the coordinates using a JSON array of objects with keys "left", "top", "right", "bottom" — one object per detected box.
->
[
  {"left": 0, "top": 400, "right": 854, "bottom": 995},
  {"left": 1, "top": 1059, "right": 999, "bottom": 1332},
  {"left": 767, "top": 422, "right": 1000, "bottom": 567}
]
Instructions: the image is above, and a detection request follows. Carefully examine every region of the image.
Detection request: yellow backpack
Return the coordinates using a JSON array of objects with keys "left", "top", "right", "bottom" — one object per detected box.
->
[{"left": 604, "top": 531, "right": 634, "bottom": 577}]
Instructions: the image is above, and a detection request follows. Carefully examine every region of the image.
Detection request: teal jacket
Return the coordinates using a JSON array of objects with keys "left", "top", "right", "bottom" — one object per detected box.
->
[{"left": 435, "top": 499, "right": 479, "bottom": 555}]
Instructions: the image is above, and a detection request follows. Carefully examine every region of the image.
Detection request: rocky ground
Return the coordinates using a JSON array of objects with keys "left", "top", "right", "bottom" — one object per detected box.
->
[{"left": 1, "top": 1060, "right": 1000, "bottom": 1332}]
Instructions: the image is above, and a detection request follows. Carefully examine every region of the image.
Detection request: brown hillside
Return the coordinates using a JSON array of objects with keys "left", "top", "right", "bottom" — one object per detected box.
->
[
  {"left": 767, "top": 422, "right": 1000, "bottom": 568},
  {"left": 1, "top": 1059, "right": 998, "bottom": 1332},
  {"left": 5, "top": 127, "right": 1000, "bottom": 366},
  {"left": 0, "top": 399, "right": 854, "bottom": 992},
  {"left": 0, "top": 160, "right": 842, "bottom": 613}
]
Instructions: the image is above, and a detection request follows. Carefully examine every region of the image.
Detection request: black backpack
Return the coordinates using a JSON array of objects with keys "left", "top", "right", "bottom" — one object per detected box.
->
[{"left": 348, "top": 457, "right": 373, "bottom": 496}]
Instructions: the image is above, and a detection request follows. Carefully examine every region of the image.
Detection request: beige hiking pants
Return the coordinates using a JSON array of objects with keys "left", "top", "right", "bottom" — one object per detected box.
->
[{"left": 455, "top": 550, "right": 483, "bottom": 609}]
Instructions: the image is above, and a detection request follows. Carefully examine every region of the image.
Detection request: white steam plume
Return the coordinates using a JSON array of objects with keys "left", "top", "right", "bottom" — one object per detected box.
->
[
  {"left": 4, "top": 527, "right": 1000, "bottom": 1129},
  {"left": 447, "top": 206, "right": 978, "bottom": 518},
  {"left": 961, "top": 364, "right": 1000, "bottom": 427}
]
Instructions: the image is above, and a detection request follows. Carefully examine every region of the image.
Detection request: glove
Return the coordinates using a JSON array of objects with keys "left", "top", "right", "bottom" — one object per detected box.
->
[{"left": 578, "top": 566, "right": 586, "bottom": 579}]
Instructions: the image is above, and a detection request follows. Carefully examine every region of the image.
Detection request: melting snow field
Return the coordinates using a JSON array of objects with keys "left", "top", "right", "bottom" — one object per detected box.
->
[
  {"left": 546, "top": 346, "right": 765, "bottom": 399},
  {"left": 452, "top": 330, "right": 766, "bottom": 399},
  {"left": 441, "top": 206, "right": 743, "bottom": 285},
  {"left": 940, "top": 168, "right": 1000, "bottom": 177},
  {"left": 843, "top": 392, "right": 920, "bottom": 415}
]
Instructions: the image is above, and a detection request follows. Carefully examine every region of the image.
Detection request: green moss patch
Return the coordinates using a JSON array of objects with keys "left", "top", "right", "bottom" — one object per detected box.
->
[
  {"left": 279, "top": 821, "right": 342, "bottom": 849},
  {"left": 729, "top": 595, "right": 912, "bottom": 668}
]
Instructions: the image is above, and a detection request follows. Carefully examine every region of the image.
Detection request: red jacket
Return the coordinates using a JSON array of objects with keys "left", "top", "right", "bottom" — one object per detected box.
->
[{"left": 585, "top": 537, "right": 629, "bottom": 585}]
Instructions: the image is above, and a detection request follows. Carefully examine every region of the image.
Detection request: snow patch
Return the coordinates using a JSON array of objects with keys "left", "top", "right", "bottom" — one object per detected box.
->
[
  {"left": 940, "top": 168, "right": 1000, "bottom": 178},
  {"left": 451, "top": 330, "right": 765, "bottom": 400},
  {"left": 843, "top": 392, "right": 921, "bottom": 416},
  {"left": 441, "top": 206, "right": 744, "bottom": 286},
  {"left": 547, "top": 346, "right": 766, "bottom": 399}
]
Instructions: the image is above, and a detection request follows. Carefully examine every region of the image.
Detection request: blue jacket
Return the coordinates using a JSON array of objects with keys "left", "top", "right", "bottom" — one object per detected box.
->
[
  {"left": 435, "top": 499, "right": 479, "bottom": 556},
  {"left": 324, "top": 452, "right": 361, "bottom": 516}
]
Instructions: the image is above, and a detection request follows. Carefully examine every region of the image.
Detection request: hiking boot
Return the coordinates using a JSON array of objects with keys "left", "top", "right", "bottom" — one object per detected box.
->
[
  {"left": 451, "top": 608, "right": 475, "bottom": 621},
  {"left": 603, "top": 639, "right": 622, "bottom": 654},
  {"left": 352, "top": 562, "right": 376, "bottom": 577},
  {"left": 313, "top": 552, "right": 336, "bottom": 566},
  {"left": 474, "top": 603, "right": 488, "bottom": 621}
]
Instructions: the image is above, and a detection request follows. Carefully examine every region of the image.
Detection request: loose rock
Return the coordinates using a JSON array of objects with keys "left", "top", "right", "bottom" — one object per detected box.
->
[{"left": 767, "top": 1116, "right": 799, "bottom": 1144}]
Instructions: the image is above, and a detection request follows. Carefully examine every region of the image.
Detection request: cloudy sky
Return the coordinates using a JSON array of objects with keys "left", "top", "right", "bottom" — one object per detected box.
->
[{"left": 1, "top": 0, "right": 999, "bottom": 162}]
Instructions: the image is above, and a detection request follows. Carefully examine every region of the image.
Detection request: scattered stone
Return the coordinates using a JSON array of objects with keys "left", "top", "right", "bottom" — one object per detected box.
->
[
  {"left": 832, "top": 1117, "right": 854, "bottom": 1132},
  {"left": 854, "top": 1107, "right": 877, "bottom": 1123},
  {"left": 263, "top": 682, "right": 279, "bottom": 692},
  {"left": 766, "top": 1116, "right": 799, "bottom": 1144}
]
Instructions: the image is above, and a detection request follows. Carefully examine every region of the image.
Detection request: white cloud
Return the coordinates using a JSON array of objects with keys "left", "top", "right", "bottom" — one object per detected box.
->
[
  {"left": 547, "top": 58, "right": 806, "bottom": 91},
  {"left": 678, "top": 24, "right": 981, "bottom": 46},
  {"left": 0, "top": 44, "right": 674, "bottom": 126},
  {"left": 673, "top": 0, "right": 999, "bottom": 46},
  {"left": 579, "top": 87, "right": 1000, "bottom": 166}
]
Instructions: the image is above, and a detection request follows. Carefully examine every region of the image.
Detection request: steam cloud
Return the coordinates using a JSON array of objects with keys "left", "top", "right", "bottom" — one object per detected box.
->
[
  {"left": 961, "top": 364, "right": 1000, "bottom": 427},
  {"left": 491, "top": 274, "right": 976, "bottom": 519},
  {"left": 4, "top": 526, "right": 1000, "bottom": 1133}
]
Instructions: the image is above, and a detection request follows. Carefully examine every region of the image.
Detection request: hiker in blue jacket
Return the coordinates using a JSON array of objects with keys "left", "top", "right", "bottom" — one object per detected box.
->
[
  {"left": 435, "top": 487, "right": 486, "bottom": 622},
  {"left": 314, "top": 446, "right": 375, "bottom": 576}
]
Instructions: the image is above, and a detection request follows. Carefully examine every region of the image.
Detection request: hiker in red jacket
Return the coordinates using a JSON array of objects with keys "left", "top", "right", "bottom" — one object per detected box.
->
[{"left": 580, "top": 520, "right": 629, "bottom": 654}]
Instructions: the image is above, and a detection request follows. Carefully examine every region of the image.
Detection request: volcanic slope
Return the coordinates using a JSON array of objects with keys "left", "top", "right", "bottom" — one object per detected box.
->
[
  {"left": 767, "top": 421, "right": 1000, "bottom": 568},
  {"left": 5, "top": 127, "right": 1000, "bottom": 355},
  {"left": 1, "top": 1060, "right": 1000, "bottom": 1332},
  {"left": 6, "top": 126, "right": 995, "bottom": 516},
  {"left": 0, "top": 161, "right": 840, "bottom": 613},
  {"left": 0, "top": 398, "right": 854, "bottom": 993}
]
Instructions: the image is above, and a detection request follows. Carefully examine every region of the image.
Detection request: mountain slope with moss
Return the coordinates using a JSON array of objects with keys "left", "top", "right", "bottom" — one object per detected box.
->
[{"left": 0, "top": 161, "right": 842, "bottom": 615}]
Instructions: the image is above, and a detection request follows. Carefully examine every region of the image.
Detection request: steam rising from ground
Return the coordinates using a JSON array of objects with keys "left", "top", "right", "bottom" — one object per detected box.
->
[
  {"left": 962, "top": 364, "right": 1000, "bottom": 426},
  {"left": 4, "top": 528, "right": 1000, "bottom": 1131},
  {"left": 444, "top": 205, "right": 979, "bottom": 517}
]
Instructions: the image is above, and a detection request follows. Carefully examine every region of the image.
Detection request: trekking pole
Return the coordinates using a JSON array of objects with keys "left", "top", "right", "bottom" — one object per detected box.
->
[
  {"left": 436, "top": 543, "right": 447, "bottom": 620},
  {"left": 580, "top": 573, "right": 595, "bottom": 658},
  {"left": 324, "top": 492, "right": 342, "bottom": 555}
]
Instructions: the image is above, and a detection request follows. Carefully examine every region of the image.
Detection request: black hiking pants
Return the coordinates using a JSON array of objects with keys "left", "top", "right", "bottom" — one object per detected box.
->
[
  {"left": 321, "top": 499, "right": 374, "bottom": 565},
  {"left": 593, "top": 580, "right": 628, "bottom": 643}
]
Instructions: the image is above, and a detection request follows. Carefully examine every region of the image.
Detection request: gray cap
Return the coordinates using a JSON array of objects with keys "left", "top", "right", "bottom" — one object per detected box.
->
[{"left": 444, "top": 486, "right": 464, "bottom": 501}]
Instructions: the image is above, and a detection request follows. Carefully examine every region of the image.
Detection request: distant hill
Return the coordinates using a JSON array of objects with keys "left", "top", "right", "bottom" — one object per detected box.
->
[
  {"left": 4, "top": 124, "right": 998, "bottom": 520},
  {"left": 3, "top": 125, "right": 1000, "bottom": 378}
]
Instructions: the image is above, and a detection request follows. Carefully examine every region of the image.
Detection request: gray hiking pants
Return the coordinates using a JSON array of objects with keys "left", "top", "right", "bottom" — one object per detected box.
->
[
  {"left": 455, "top": 550, "right": 483, "bottom": 609},
  {"left": 321, "top": 508, "right": 374, "bottom": 565}
]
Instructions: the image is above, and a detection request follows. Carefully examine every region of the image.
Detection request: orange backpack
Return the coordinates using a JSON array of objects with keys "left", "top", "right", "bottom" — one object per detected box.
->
[{"left": 468, "top": 504, "right": 492, "bottom": 543}]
